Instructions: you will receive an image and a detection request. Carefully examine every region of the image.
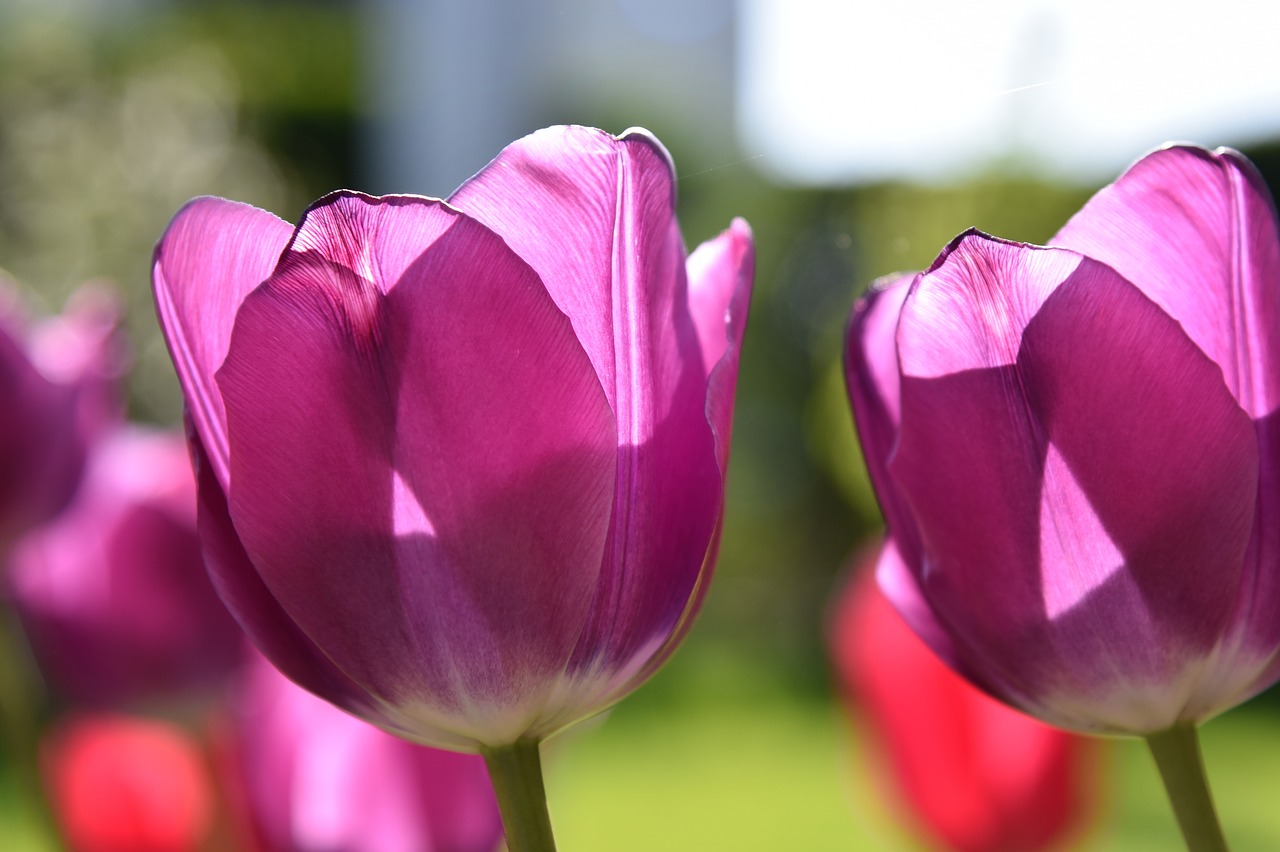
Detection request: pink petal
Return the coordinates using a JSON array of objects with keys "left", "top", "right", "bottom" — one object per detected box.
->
[
  {"left": 891, "top": 232, "right": 1258, "bottom": 729},
  {"left": 874, "top": 538, "right": 962, "bottom": 675},
  {"left": 1051, "top": 145, "right": 1280, "bottom": 419},
  {"left": 216, "top": 193, "right": 617, "bottom": 745},
  {"left": 687, "top": 217, "right": 755, "bottom": 476},
  {"left": 845, "top": 273, "right": 922, "bottom": 568},
  {"left": 1052, "top": 146, "right": 1280, "bottom": 700},
  {"left": 29, "top": 286, "right": 127, "bottom": 445},
  {"left": 449, "top": 126, "right": 680, "bottom": 411},
  {"left": 451, "top": 127, "right": 726, "bottom": 686},
  {"left": 152, "top": 198, "right": 293, "bottom": 487},
  {"left": 1241, "top": 412, "right": 1280, "bottom": 672},
  {"left": 577, "top": 219, "right": 757, "bottom": 704},
  {"left": 231, "top": 654, "right": 501, "bottom": 852},
  {"left": 0, "top": 325, "right": 83, "bottom": 546},
  {"left": 8, "top": 428, "right": 241, "bottom": 705},
  {"left": 189, "top": 430, "right": 387, "bottom": 728}
]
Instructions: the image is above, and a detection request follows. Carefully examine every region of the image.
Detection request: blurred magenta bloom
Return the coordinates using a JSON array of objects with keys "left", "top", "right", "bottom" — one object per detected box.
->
[
  {"left": 9, "top": 427, "right": 242, "bottom": 705},
  {"left": 43, "top": 714, "right": 215, "bottom": 852},
  {"left": 846, "top": 145, "right": 1280, "bottom": 734},
  {"left": 224, "top": 653, "right": 502, "bottom": 852},
  {"left": 0, "top": 286, "right": 123, "bottom": 552},
  {"left": 152, "top": 125, "right": 754, "bottom": 749},
  {"left": 830, "top": 562, "right": 1093, "bottom": 852}
]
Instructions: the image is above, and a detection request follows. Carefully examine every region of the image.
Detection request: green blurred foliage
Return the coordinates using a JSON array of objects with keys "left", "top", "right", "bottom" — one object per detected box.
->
[
  {"left": 0, "top": 1, "right": 358, "bottom": 424},
  {"left": 544, "top": 679, "right": 1280, "bottom": 851}
]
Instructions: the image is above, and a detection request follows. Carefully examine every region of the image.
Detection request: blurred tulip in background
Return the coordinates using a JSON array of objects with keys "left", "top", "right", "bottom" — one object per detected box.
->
[
  {"left": 151, "top": 125, "right": 754, "bottom": 751},
  {"left": 0, "top": 286, "right": 123, "bottom": 554},
  {"left": 223, "top": 653, "right": 502, "bottom": 852},
  {"left": 42, "top": 714, "right": 215, "bottom": 852},
  {"left": 845, "top": 145, "right": 1280, "bottom": 735},
  {"left": 8, "top": 427, "right": 242, "bottom": 706},
  {"left": 829, "top": 562, "right": 1094, "bottom": 851}
]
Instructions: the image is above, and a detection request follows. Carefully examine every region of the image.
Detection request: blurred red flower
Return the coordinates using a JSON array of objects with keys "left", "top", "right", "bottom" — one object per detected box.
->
[
  {"left": 829, "top": 561, "right": 1095, "bottom": 852},
  {"left": 43, "top": 714, "right": 214, "bottom": 852}
]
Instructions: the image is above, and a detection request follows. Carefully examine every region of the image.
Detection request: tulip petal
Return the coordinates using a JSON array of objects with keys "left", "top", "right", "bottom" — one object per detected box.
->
[
  {"left": 687, "top": 217, "right": 755, "bottom": 475},
  {"left": 450, "top": 126, "right": 724, "bottom": 685},
  {"left": 845, "top": 273, "right": 924, "bottom": 568},
  {"left": 217, "top": 193, "right": 617, "bottom": 746},
  {"left": 892, "top": 232, "right": 1258, "bottom": 730},
  {"left": 188, "top": 429, "right": 387, "bottom": 728},
  {"left": 844, "top": 274, "right": 975, "bottom": 676},
  {"left": 152, "top": 198, "right": 293, "bottom": 488},
  {"left": 875, "top": 538, "right": 966, "bottom": 678},
  {"left": 233, "top": 654, "right": 502, "bottom": 852},
  {"left": 1053, "top": 146, "right": 1280, "bottom": 703},
  {"left": 586, "top": 220, "right": 757, "bottom": 702},
  {"left": 0, "top": 326, "right": 82, "bottom": 547},
  {"left": 1051, "top": 145, "right": 1280, "bottom": 418},
  {"left": 449, "top": 127, "right": 680, "bottom": 408}
]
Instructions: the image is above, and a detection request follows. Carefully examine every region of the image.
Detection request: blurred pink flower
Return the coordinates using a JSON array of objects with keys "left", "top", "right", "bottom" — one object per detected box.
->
[
  {"left": 43, "top": 713, "right": 215, "bottom": 852},
  {"left": 829, "top": 563, "right": 1094, "bottom": 852},
  {"left": 845, "top": 145, "right": 1280, "bottom": 733},
  {"left": 9, "top": 427, "right": 242, "bottom": 705},
  {"left": 151, "top": 125, "right": 754, "bottom": 749},
  {"left": 222, "top": 654, "right": 502, "bottom": 852},
  {"left": 0, "top": 286, "right": 123, "bottom": 552}
]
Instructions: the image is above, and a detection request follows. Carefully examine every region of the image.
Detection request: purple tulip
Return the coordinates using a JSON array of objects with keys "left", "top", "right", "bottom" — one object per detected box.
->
[
  {"left": 8, "top": 427, "right": 243, "bottom": 706},
  {"left": 225, "top": 653, "right": 502, "bottom": 852},
  {"left": 0, "top": 287, "right": 123, "bottom": 553},
  {"left": 152, "top": 126, "right": 753, "bottom": 749},
  {"left": 846, "top": 145, "right": 1280, "bottom": 734}
]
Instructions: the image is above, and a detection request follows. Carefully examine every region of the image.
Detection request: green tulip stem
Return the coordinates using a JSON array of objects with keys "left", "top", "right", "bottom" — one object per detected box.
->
[
  {"left": 0, "top": 610, "right": 60, "bottom": 846},
  {"left": 482, "top": 738, "right": 557, "bottom": 852},
  {"left": 1145, "top": 724, "right": 1229, "bottom": 852}
]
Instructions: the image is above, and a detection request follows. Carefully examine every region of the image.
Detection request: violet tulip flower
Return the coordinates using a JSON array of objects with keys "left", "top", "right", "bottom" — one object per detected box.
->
[
  {"left": 224, "top": 653, "right": 502, "bottom": 852},
  {"left": 0, "top": 288, "right": 121, "bottom": 553},
  {"left": 846, "top": 145, "right": 1280, "bottom": 850},
  {"left": 8, "top": 427, "right": 242, "bottom": 706},
  {"left": 829, "top": 561, "right": 1093, "bottom": 852},
  {"left": 152, "top": 125, "right": 752, "bottom": 849},
  {"left": 847, "top": 143, "right": 1280, "bottom": 733}
]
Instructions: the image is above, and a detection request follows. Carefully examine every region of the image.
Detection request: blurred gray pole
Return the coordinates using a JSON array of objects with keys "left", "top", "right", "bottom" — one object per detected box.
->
[{"left": 362, "top": 0, "right": 548, "bottom": 196}]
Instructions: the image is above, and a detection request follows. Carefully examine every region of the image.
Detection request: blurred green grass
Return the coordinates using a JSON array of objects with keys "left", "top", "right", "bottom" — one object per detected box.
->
[{"left": 545, "top": 653, "right": 1280, "bottom": 851}]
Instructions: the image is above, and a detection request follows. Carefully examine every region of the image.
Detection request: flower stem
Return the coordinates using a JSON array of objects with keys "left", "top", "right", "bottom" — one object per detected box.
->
[
  {"left": 482, "top": 738, "right": 557, "bottom": 852},
  {"left": 0, "top": 611, "right": 61, "bottom": 847},
  {"left": 1145, "top": 724, "right": 1229, "bottom": 851}
]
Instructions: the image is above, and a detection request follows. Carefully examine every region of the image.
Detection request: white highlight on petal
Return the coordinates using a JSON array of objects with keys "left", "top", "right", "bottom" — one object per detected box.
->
[
  {"left": 391, "top": 469, "right": 434, "bottom": 537},
  {"left": 1039, "top": 442, "right": 1123, "bottom": 619}
]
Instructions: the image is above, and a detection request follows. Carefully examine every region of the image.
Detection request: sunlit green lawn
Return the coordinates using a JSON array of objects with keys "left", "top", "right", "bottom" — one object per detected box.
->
[{"left": 548, "top": 657, "right": 1280, "bottom": 851}]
